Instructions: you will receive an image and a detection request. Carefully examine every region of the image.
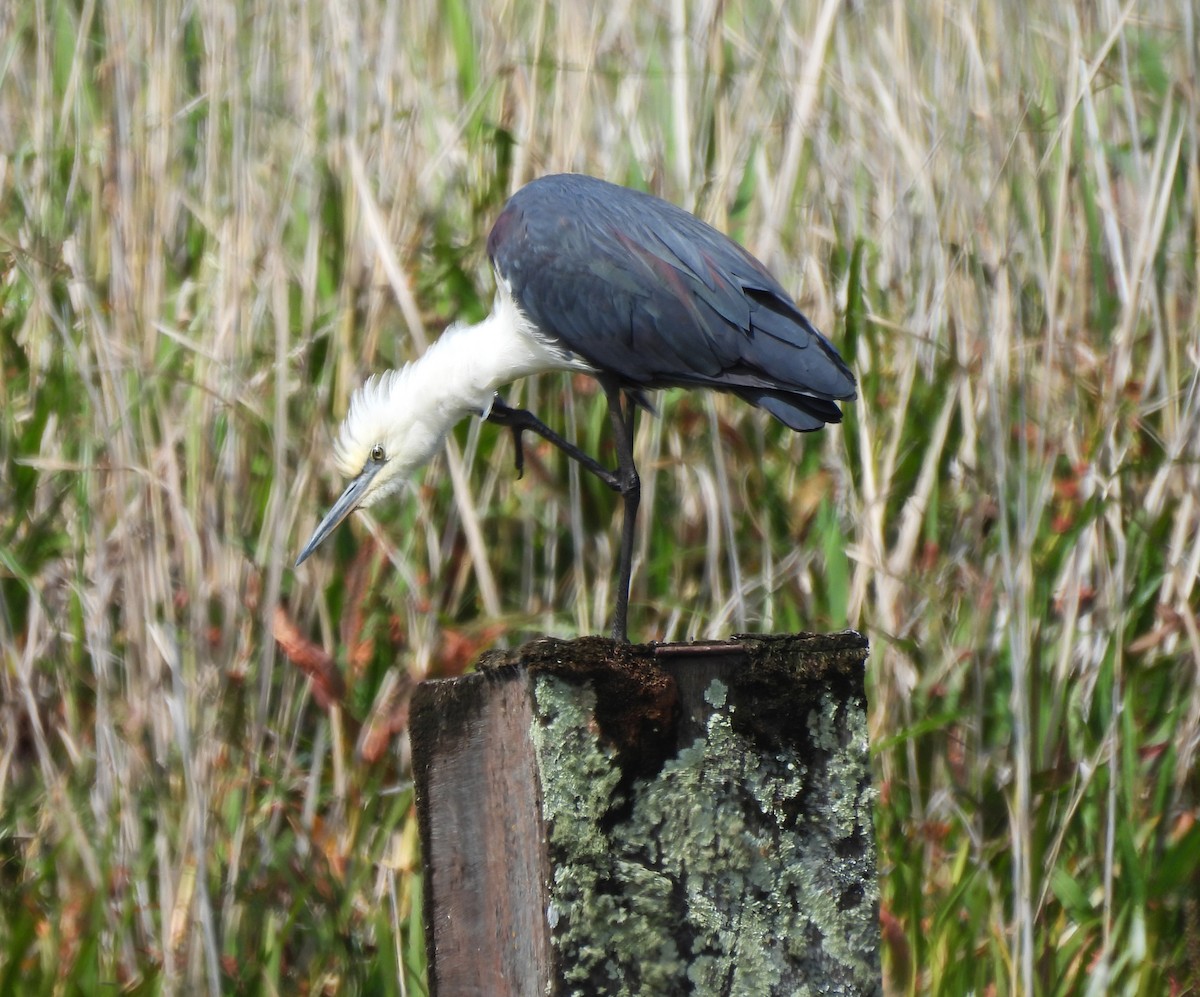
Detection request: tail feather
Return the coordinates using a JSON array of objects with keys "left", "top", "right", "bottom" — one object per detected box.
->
[
  {"left": 736, "top": 388, "right": 844, "bottom": 431},
  {"left": 746, "top": 296, "right": 857, "bottom": 402}
]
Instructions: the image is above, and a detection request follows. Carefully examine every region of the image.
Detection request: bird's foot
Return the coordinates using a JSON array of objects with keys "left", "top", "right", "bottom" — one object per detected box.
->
[
  {"left": 487, "top": 397, "right": 527, "bottom": 478},
  {"left": 485, "top": 396, "right": 622, "bottom": 490}
]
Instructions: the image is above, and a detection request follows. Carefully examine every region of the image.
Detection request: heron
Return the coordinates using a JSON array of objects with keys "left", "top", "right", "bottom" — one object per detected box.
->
[{"left": 296, "top": 173, "right": 856, "bottom": 642}]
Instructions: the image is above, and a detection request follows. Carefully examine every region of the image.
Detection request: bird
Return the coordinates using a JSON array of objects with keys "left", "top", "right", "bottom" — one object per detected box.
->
[{"left": 296, "top": 173, "right": 856, "bottom": 642}]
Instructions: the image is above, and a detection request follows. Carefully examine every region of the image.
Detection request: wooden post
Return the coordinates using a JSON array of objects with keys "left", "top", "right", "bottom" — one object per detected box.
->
[{"left": 410, "top": 632, "right": 879, "bottom": 996}]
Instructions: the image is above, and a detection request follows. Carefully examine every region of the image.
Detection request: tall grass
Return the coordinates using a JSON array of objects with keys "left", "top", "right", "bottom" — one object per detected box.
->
[{"left": 2, "top": 0, "right": 1198, "bottom": 992}]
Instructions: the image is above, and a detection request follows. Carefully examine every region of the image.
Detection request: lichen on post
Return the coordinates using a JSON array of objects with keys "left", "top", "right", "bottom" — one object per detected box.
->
[{"left": 411, "top": 632, "right": 880, "bottom": 997}]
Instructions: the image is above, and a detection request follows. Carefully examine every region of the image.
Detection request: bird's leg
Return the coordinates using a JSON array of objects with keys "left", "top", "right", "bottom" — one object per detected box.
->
[
  {"left": 487, "top": 389, "right": 640, "bottom": 642},
  {"left": 486, "top": 396, "right": 621, "bottom": 489},
  {"left": 600, "top": 380, "right": 640, "bottom": 644}
]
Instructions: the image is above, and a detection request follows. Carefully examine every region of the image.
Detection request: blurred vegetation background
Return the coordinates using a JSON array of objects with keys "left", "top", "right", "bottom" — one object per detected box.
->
[{"left": 2, "top": 0, "right": 1199, "bottom": 993}]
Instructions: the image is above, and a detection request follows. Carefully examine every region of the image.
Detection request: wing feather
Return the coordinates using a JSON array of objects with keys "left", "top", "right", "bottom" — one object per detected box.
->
[{"left": 487, "top": 174, "right": 856, "bottom": 430}]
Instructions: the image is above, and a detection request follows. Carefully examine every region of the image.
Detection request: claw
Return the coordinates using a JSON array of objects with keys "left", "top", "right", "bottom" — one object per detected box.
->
[
  {"left": 488, "top": 396, "right": 526, "bottom": 477},
  {"left": 510, "top": 426, "right": 526, "bottom": 478}
]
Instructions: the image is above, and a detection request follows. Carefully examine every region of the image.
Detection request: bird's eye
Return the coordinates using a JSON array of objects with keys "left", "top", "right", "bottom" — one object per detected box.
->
[{"left": 370, "top": 444, "right": 386, "bottom": 463}]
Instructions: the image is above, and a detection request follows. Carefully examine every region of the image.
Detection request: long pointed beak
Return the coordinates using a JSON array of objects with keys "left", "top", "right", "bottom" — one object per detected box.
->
[{"left": 295, "top": 463, "right": 382, "bottom": 567}]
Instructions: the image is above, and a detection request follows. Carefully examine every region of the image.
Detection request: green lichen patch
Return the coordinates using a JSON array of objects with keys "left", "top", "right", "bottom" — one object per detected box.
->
[
  {"left": 502, "top": 637, "right": 679, "bottom": 782},
  {"left": 531, "top": 667, "right": 880, "bottom": 996},
  {"left": 530, "top": 674, "right": 687, "bottom": 994}
]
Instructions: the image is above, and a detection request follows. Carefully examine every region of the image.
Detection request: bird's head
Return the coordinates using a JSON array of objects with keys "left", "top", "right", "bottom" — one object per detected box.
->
[{"left": 295, "top": 367, "right": 446, "bottom": 566}]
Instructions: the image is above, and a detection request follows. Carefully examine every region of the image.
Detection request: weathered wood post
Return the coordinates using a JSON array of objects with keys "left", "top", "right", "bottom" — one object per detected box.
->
[{"left": 410, "top": 632, "right": 880, "bottom": 996}]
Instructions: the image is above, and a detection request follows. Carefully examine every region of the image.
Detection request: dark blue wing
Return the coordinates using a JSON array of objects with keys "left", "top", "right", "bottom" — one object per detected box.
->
[{"left": 486, "top": 174, "right": 856, "bottom": 431}]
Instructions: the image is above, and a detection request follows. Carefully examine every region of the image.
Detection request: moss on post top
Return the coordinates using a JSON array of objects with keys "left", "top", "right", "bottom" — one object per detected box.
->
[{"left": 476, "top": 630, "right": 870, "bottom": 773}]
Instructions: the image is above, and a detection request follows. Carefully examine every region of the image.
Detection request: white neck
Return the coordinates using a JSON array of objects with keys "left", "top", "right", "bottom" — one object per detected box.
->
[
  {"left": 334, "top": 285, "right": 593, "bottom": 486},
  {"left": 419, "top": 292, "right": 587, "bottom": 420}
]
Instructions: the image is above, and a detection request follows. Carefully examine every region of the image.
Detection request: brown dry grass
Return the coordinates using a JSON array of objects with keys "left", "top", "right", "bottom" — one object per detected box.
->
[{"left": 2, "top": 0, "right": 1198, "bottom": 992}]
